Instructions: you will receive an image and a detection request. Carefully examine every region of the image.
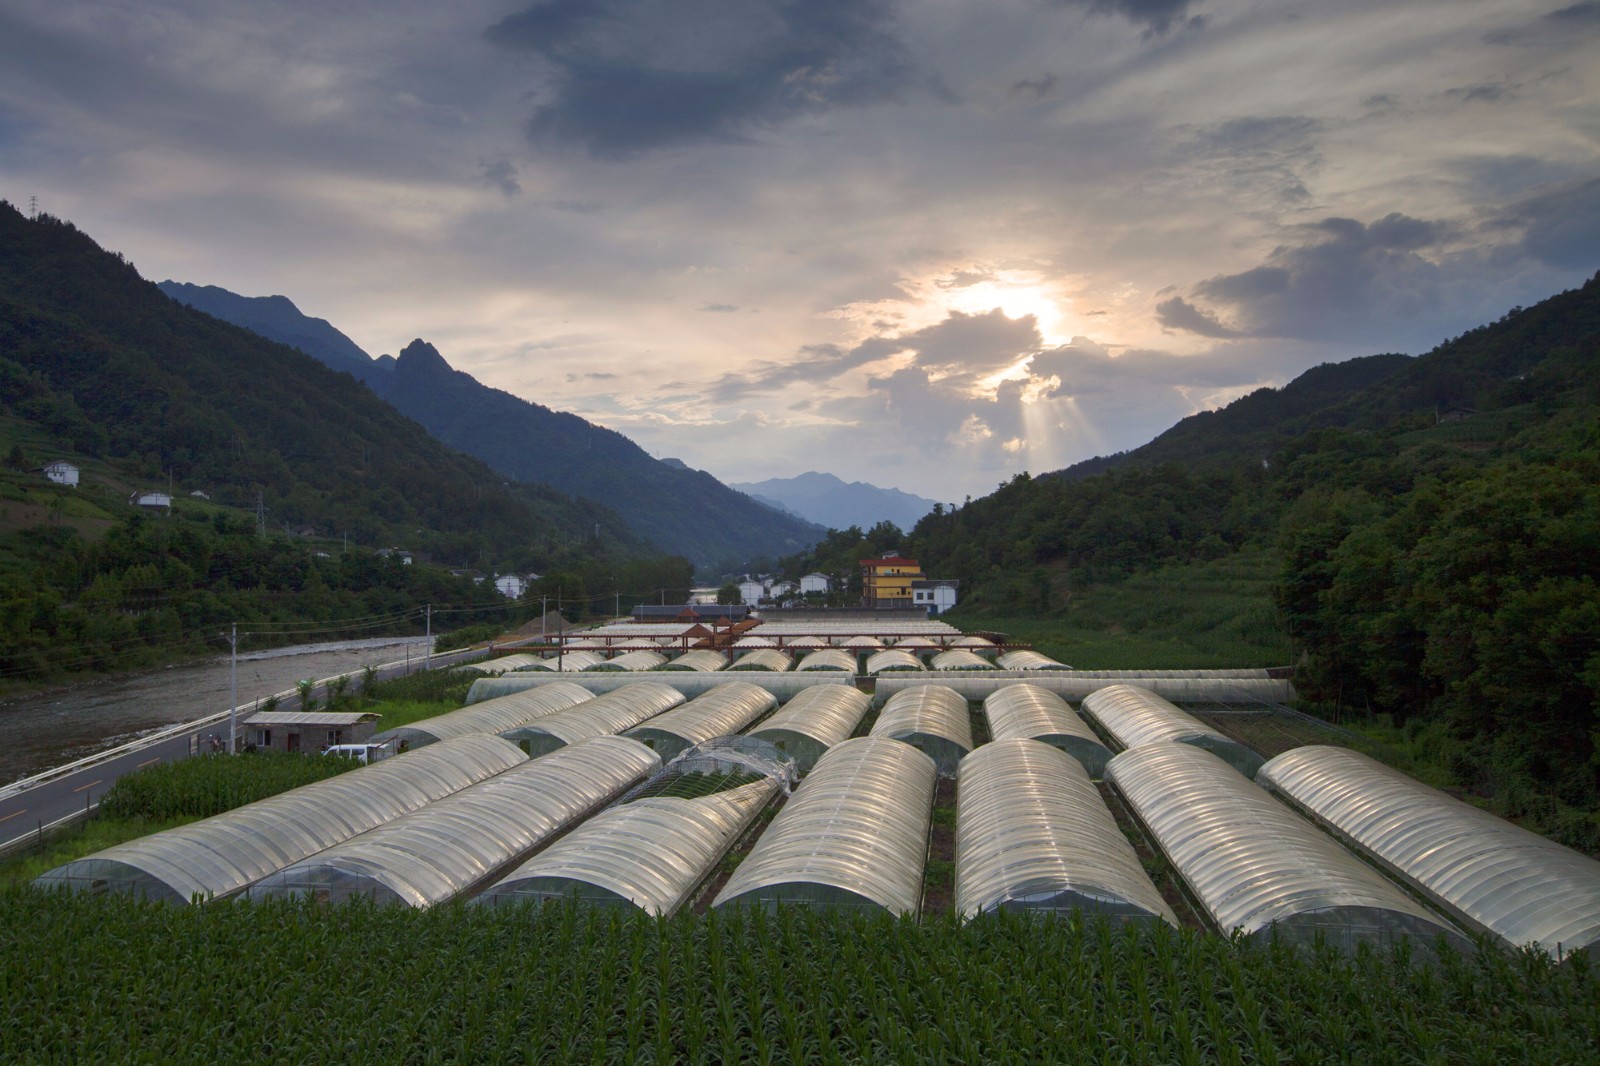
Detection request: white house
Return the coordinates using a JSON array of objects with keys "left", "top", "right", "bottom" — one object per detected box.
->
[
  {"left": 42, "top": 460, "right": 79, "bottom": 488},
  {"left": 189, "top": 490, "right": 210, "bottom": 500},
  {"left": 495, "top": 573, "right": 532, "bottom": 599},
  {"left": 376, "top": 547, "right": 413, "bottom": 565},
  {"left": 737, "top": 578, "right": 767, "bottom": 606},
  {"left": 799, "top": 572, "right": 831, "bottom": 594},
  {"left": 129, "top": 490, "right": 172, "bottom": 510},
  {"left": 768, "top": 580, "right": 797, "bottom": 600},
  {"left": 912, "top": 579, "right": 959, "bottom": 616}
]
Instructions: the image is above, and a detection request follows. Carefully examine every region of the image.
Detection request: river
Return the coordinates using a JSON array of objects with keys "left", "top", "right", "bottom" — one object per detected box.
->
[{"left": 0, "top": 637, "right": 433, "bottom": 786}]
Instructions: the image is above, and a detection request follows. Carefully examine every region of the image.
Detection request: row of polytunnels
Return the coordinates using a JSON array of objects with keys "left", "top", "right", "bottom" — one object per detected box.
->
[{"left": 34, "top": 673, "right": 1600, "bottom": 960}]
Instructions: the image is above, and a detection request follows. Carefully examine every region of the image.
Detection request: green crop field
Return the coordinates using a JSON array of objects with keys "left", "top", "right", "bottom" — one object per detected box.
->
[{"left": 3, "top": 892, "right": 1595, "bottom": 1064}]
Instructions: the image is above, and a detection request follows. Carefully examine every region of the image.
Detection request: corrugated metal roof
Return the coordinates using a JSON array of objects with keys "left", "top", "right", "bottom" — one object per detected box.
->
[{"left": 243, "top": 711, "right": 379, "bottom": 726}]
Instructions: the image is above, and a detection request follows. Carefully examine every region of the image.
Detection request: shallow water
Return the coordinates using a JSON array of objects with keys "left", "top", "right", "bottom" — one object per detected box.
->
[{"left": 0, "top": 637, "right": 433, "bottom": 785}]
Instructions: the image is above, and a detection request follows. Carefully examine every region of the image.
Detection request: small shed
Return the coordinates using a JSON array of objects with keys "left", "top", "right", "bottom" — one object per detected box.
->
[
  {"left": 129, "top": 490, "right": 172, "bottom": 510},
  {"left": 243, "top": 711, "right": 380, "bottom": 753},
  {"left": 42, "top": 460, "right": 79, "bottom": 488}
]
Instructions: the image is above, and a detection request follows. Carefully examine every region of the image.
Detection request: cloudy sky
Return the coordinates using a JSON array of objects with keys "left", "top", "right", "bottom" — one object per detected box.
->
[{"left": 3, "top": 1, "right": 1597, "bottom": 500}]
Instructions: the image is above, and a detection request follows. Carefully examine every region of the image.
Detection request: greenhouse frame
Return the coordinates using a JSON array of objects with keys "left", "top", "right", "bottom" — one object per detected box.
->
[
  {"left": 841, "top": 635, "right": 886, "bottom": 651},
  {"left": 1259, "top": 745, "right": 1600, "bottom": 960},
  {"left": 243, "top": 736, "right": 660, "bottom": 907},
  {"left": 1080, "top": 684, "right": 1264, "bottom": 777},
  {"left": 621, "top": 681, "right": 778, "bottom": 759},
  {"left": 875, "top": 675, "right": 1294, "bottom": 705},
  {"left": 585, "top": 650, "right": 668, "bottom": 672},
  {"left": 747, "top": 686, "right": 872, "bottom": 772},
  {"left": 865, "top": 649, "right": 925, "bottom": 675},
  {"left": 34, "top": 735, "right": 529, "bottom": 904},
  {"left": 982, "top": 683, "right": 1112, "bottom": 777},
  {"left": 870, "top": 684, "right": 973, "bottom": 774},
  {"left": 929, "top": 649, "right": 995, "bottom": 672},
  {"left": 728, "top": 649, "right": 794, "bottom": 672},
  {"left": 476, "top": 779, "right": 775, "bottom": 915},
  {"left": 714, "top": 736, "right": 937, "bottom": 914},
  {"left": 659, "top": 649, "right": 729, "bottom": 672},
  {"left": 371, "top": 681, "right": 594, "bottom": 749},
  {"left": 515, "top": 650, "right": 606, "bottom": 674},
  {"left": 1107, "top": 743, "right": 1469, "bottom": 953},
  {"left": 955, "top": 739, "right": 1176, "bottom": 926},
  {"left": 498, "top": 682, "right": 686, "bottom": 757},
  {"left": 795, "top": 649, "right": 856, "bottom": 672},
  {"left": 994, "top": 650, "right": 1070, "bottom": 671},
  {"left": 457, "top": 653, "right": 545, "bottom": 674}
]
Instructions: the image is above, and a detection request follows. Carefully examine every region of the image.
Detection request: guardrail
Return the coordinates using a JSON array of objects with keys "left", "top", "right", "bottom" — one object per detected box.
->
[{"left": 0, "top": 642, "right": 487, "bottom": 802}]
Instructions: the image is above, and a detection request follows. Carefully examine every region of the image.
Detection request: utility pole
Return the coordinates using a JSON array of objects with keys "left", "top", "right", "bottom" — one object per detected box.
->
[
  {"left": 541, "top": 595, "right": 548, "bottom": 640},
  {"left": 254, "top": 490, "right": 267, "bottom": 539},
  {"left": 615, "top": 590, "right": 620, "bottom": 618},
  {"left": 228, "top": 623, "right": 239, "bottom": 754},
  {"left": 424, "top": 604, "right": 432, "bottom": 670}
]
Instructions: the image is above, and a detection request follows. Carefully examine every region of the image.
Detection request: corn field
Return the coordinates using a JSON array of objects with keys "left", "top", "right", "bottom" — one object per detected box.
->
[
  {"left": 96, "top": 752, "right": 359, "bottom": 821},
  {"left": 5, "top": 889, "right": 1595, "bottom": 1064}
]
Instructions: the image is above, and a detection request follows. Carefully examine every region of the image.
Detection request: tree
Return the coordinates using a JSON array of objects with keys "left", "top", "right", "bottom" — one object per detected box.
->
[{"left": 716, "top": 582, "right": 741, "bottom": 606}]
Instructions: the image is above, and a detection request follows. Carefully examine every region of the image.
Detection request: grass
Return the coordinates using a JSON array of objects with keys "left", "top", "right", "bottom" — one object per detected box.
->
[
  {"left": 955, "top": 548, "right": 1293, "bottom": 668},
  {"left": 0, "top": 816, "right": 198, "bottom": 887}
]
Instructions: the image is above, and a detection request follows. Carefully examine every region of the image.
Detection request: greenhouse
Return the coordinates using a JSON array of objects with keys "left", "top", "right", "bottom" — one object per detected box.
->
[
  {"left": 660, "top": 650, "right": 729, "bottom": 672},
  {"left": 929, "top": 649, "right": 995, "bottom": 672},
  {"left": 795, "top": 649, "right": 856, "bottom": 672},
  {"left": 870, "top": 685, "right": 973, "bottom": 774},
  {"left": 512, "top": 650, "right": 606, "bottom": 674},
  {"left": 995, "top": 650, "right": 1070, "bottom": 671},
  {"left": 841, "top": 636, "right": 886, "bottom": 651},
  {"left": 476, "top": 780, "right": 775, "bottom": 915},
  {"left": 731, "top": 636, "right": 779, "bottom": 649},
  {"left": 982, "top": 683, "right": 1112, "bottom": 777},
  {"left": 1080, "top": 684, "right": 1264, "bottom": 777},
  {"left": 1259, "top": 745, "right": 1600, "bottom": 960},
  {"left": 371, "top": 681, "right": 594, "bottom": 749},
  {"left": 747, "top": 686, "right": 872, "bottom": 771},
  {"left": 714, "top": 736, "right": 938, "bottom": 914},
  {"left": 585, "top": 650, "right": 668, "bottom": 672},
  {"left": 499, "top": 682, "right": 686, "bottom": 757},
  {"left": 955, "top": 739, "right": 1176, "bottom": 926},
  {"left": 893, "top": 636, "right": 939, "bottom": 652},
  {"left": 622, "top": 681, "right": 778, "bottom": 759},
  {"left": 728, "top": 649, "right": 794, "bottom": 672},
  {"left": 243, "top": 737, "right": 660, "bottom": 907},
  {"left": 865, "top": 649, "right": 924, "bottom": 675},
  {"left": 34, "top": 735, "right": 529, "bottom": 904},
  {"left": 949, "top": 636, "right": 996, "bottom": 652},
  {"left": 875, "top": 675, "right": 1295, "bottom": 705},
  {"left": 457, "top": 653, "right": 545, "bottom": 675},
  {"left": 1107, "top": 744, "right": 1469, "bottom": 953}
]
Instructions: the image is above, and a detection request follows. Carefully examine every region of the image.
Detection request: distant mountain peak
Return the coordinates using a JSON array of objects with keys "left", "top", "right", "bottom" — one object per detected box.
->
[
  {"left": 395, "top": 338, "right": 453, "bottom": 375},
  {"left": 729, "top": 472, "right": 937, "bottom": 532}
]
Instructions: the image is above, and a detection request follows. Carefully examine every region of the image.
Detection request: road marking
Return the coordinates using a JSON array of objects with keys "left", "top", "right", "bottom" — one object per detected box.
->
[
  {"left": 137, "top": 757, "right": 161, "bottom": 769},
  {"left": 72, "top": 779, "right": 102, "bottom": 794},
  {"left": 0, "top": 808, "right": 26, "bottom": 824}
]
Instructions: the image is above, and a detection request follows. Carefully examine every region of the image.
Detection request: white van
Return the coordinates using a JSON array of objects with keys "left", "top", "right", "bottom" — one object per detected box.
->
[{"left": 322, "top": 742, "right": 394, "bottom": 764}]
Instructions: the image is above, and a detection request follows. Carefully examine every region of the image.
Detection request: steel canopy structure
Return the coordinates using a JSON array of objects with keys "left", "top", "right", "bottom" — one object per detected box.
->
[
  {"left": 956, "top": 739, "right": 1176, "bottom": 926},
  {"left": 1081, "top": 684, "right": 1264, "bottom": 778},
  {"left": 1259, "top": 745, "right": 1600, "bottom": 960},
  {"left": 243, "top": 736, "right": 660, "bottom": 907},
  {"left": 1107, "top": 744, "right": 1469, "bottom": 953},
  {"left": 714, "top": 736, "right": 937, "bottom": 915},
  {"left": 983, "top": 683, "right": 1113, "bottom": 777},
  {"left": 33, "top": 735, "right": 529, "bottom": 903}
]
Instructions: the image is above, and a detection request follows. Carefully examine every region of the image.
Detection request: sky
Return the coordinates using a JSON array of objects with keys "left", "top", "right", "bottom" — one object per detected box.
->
[{"left": 2, "top": 0, "right": 1598, "bottom": 501}]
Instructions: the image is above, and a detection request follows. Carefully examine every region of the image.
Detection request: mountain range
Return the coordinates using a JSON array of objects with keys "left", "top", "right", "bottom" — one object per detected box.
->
[
  {"left": 159, "top": 283, "right": 822, "bottom": 568},
  {"left": 728, "top": 471, "right": 938, "bottom": 532}
]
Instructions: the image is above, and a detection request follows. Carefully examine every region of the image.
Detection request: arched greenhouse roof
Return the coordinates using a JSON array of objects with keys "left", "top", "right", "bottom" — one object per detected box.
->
[
  {"left": 660, "top": 649, "right": 729, "bottom": 672},
  {"left": 1080, "top": 684, "right": 1263, "bottom": 778},
  {"left": 995, "top": 650, "right": 1069, "bottom": 671},
  {"left": 34, "top": 735, "right": 529, "bottom": 904},
  {"left": 796, "top": 649, "right": 856, "bottom": 672},
  {"left": 586, "top": 650, "right": 668, "bottom": 672},
  {"left": 865, "top": 649, "right": 924, "bottom": 675},
  {"left": 748, "top": 686, "right": 872, "bottom": 772},
  {"left": 983, "top": 683, "right": 1112, "bottom": 777},
  {"left": 841, "top": 635, "right": 886, "bottom": 650},
  {"left": 871, "top": 684, "right": 973, "bottom": 774},
  {"left": 929, "top": 649, "right": 995, "bottom": 672},
  {"left": 714, "top": 736, "right": 937, "bottom": 915},
  {"left": 1259, "top": 745, "right": 1600, "bottom": 960},
  {"left": 728, "top": 649, "right": 794, "bottom": 672},
  {"left": 372, "top": 681, "right": 594, "bottom": 749},
  {"left": 457, "top": 653, "right": 545, "bottom": 675},
  {"left": 243, "top": 736, "right": 660, "bottom": 907},
  {"left": 476, "top": 779, "right": 775, "bottom": 916},
  {"left": 956, "top": 739, "right": 1176, "bottom": 926},
  {"left": 499, "top": 682, "right": 686, "bottom": 757},
  {"left": 1106, "top": 743, "right": 1468, "bottom": 953},
  {"left": 622, "top": 681, "right": 778, "bottom": 760}
]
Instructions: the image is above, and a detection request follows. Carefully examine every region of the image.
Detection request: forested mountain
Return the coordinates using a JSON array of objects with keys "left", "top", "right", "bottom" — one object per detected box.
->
[
  {"left": 904, "top": 273, "right": 1600, "bottom": 848},
  {"left": 728, "top": 471, "right": 938, "bottom": 532},
  {"left": 158, "top": 284, "right": 824, "bottom": 568}
]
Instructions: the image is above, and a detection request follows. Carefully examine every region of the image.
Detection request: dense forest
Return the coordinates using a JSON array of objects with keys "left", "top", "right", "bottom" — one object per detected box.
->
[{"left": 0, "top": 203, "right": 698, "bottom": 679}]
